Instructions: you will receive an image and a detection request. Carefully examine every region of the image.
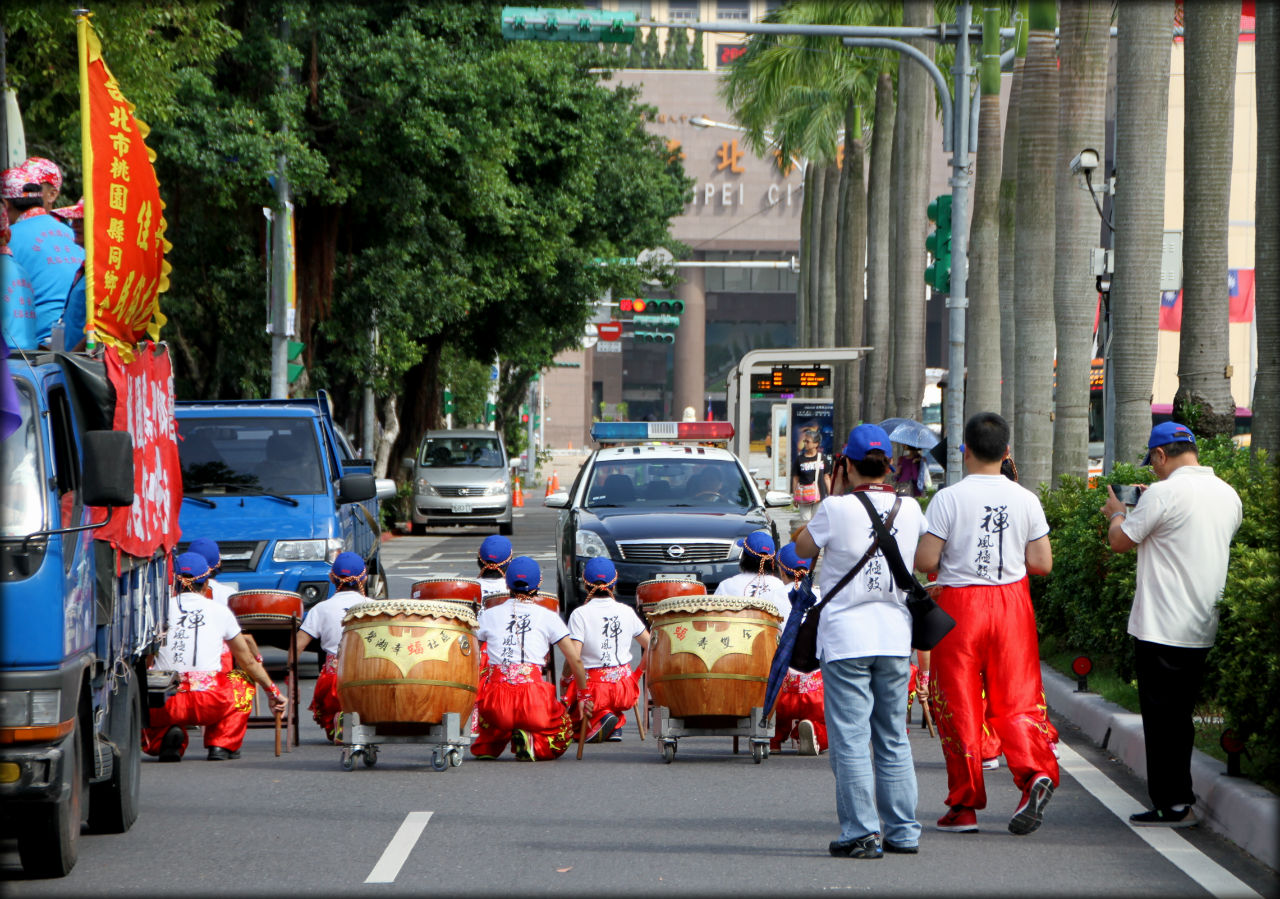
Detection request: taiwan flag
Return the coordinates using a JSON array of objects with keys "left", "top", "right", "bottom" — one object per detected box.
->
[
  {"left": 1228, "top": 269, "right": 1255, "bottom": 323},
  {"left": 1159, "top": 290, "right": 1182, "bottom": 331}
]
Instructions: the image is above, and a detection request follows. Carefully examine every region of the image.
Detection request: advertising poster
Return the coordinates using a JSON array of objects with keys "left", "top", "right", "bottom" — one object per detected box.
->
[
  {"left": 770, "top": 404, "right": 788, "bottom": 491},
  {"left": 786, "top": 400, "right": 834, "bottom": 503}
]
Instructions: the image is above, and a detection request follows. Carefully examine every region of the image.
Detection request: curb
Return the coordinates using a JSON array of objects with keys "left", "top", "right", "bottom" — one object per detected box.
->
[{"left": 1042, "top": 662, "right": 1279, "bottom": 870}]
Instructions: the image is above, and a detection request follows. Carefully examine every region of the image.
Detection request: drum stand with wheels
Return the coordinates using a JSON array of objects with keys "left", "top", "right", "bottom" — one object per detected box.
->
[
  {"left": 339, "top": 711, "right": 471, "bottom": 772},
  {"left": 649, "top": 705, "right": 774, "bottom": 764}
]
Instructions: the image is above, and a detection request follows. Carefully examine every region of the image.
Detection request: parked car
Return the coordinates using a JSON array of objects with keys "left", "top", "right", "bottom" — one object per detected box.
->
[{"left": 404, "top": 429, "right": 513, "bottom": 536}]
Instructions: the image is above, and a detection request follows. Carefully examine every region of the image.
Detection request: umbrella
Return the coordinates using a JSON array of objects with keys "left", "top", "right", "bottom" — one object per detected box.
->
[
  {"left": 877, "top": 417, "right": 919, "bottom": 438},
  {"left": 760, "top": 580, "right": 817, "bottom": 727},
  {"left": 887, "top": 420, "right": 940, "bottom": 451}
]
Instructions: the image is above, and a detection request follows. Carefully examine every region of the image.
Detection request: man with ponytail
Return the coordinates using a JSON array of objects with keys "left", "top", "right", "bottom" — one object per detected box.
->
[
  {"left": 475, "top": 535, "right": 513, "bottom": 599},
  {"left": 295, "top": 552, "right": 370, "bottom": 743}
]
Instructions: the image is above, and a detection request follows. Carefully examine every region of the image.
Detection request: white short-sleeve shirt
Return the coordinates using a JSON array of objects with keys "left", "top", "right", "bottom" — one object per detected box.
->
[
  {"left": 299, "top": 589, "right": 368, "bottom": 656},
  {"left": 477, "top": 599, "right": 570, "bottom": 667},
  {"left": 805, "top": 488, "right": 927, "bottom": 660},
  {"left": 568, "top": 598, "right": 647, "bottom": 668},
  {"left": 924, "top": 474, "right": 1050, "bottom": 587},
  {"left": 208, "top": 578, "right": 236, "bottom": 606},
  {"left": 1120, "top": 465, "right": 1241, "bottom": 647},
  {"left": 478, "top": 576, "right": 508, "bottom": 599},
  {"left": 714, "top": 572, "right": 791, "bottom": 621},
  {"left": 155, "top": 592, "right": 241, "bottom": 673}
]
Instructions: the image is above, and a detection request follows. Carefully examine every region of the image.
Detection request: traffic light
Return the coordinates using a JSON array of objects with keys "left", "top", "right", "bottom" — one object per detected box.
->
[
  {"left": 634, "top": 331, "right": 675, "bottom": 344},
  {"left": 485, "top": 402, "right": 497, "bottom": 424},
  {"left": 501, "top": 7, "right": 637, "bottom": 43},
  {"left": 618, "top": 298, "right": 647, "bottom": 313},
  {"left": 287, "top": 340, "right": 305, "bottom": 385},
  {"left": 647, "top": 299, "right": 684, "bottom": 315},
  {"left": 443, "top": 387, "right": 455, "bottom": 415},
  {"left": 925, "top": 194, "right": 952, "bottom": 293},
  {"left": 520, "top": 404, "right": 530, "bottom": 424}
]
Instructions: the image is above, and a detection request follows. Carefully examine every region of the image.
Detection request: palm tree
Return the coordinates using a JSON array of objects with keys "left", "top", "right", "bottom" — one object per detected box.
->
[
  {"left": 999, "top": 3, "right": 1028, "bottom": 426},
  {"left": 1173, "top": 1, "right": 1238, "bottom": 438},
  {"left": 965, "top": 5, "right": 1004, "bottom": 421},
  {"left": 1111, "top": 1, "right": 1174, "bottom": 467},
  {"left": 863, "top": 69, "right": 896, "bottom": 425},
  {"left": 1051, "top": 1, "right": 1110, "bottom": 482},
  {"left": 1012, "top": 0, "right": 1059, "bottom": 487},
  {"left": 817, "top": 160, "right": 841, "bottom": 347},
  {"left": 835, "top": 101, "right": 868, "bottom": 436},
  {"left": 1256, "top": 3, "right": 1280, "bottom": 458}
]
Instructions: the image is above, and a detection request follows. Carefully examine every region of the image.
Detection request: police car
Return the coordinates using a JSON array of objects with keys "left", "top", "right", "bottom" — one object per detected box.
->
[{"left": 545, "top": 421, "right": 793, "bottom": 616}]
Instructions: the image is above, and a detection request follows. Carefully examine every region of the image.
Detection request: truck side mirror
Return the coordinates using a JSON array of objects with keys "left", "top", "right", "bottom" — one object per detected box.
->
[
  {"left": 82, "top": 430, "right": 135, "bottom": 507},
  {"left": 337, "top": 473, "right": 376, "bottom": 504},
  {"left": 401, "top": 457, "right": 415, "bottom": 471}
]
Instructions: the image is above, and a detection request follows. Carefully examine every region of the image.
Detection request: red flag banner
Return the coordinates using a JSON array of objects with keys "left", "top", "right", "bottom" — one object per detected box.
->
[
  {"left": 77, "top": 12, "right": 172, "bottom": 362},
  {"left": 97, "top": 344, "right": 183, "bottom": 557},
  {"left": 1157, "top": 269, "right": 1255, "bottom": 331}
]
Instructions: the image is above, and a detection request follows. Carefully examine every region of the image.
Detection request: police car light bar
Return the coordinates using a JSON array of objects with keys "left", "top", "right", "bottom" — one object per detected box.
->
[{"left": 590, "top": 421, "right": 735, "bottom": 442}]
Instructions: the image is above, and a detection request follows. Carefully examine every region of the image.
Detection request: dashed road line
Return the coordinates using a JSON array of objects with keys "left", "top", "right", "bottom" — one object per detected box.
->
[{"left": 366, "top": 811, "right": 433, "bottom": 883}]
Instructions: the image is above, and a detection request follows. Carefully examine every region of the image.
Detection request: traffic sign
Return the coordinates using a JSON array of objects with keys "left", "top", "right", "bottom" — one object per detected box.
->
[{"left": 598, "top": 321, "right": 622, "bottom": 341}]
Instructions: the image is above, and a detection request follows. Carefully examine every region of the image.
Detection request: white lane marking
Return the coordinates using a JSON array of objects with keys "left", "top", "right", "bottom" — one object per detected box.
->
[
  {"left": 1057, "top": 742, "right": 1259, "bottom": 898},
  {"left": 366, "top": 811, "right": 433, "bottom": 883}
]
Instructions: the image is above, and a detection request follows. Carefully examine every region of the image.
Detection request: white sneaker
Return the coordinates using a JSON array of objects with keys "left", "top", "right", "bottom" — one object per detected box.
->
[
  {"left": 797, "top": 719, "right": 819, "bottom": 756},
  {"left": 982, "top": 757, "right": 1000, "bottom": 770},
  {"left": 1051, "top": 741, "right": 1060, "bottom": 759}
]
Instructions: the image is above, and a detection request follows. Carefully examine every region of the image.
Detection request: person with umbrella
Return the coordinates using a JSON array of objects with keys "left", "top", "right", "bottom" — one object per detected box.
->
[
  {"left": 768, "top": 543, "right": 827, "bottom": 757},
  {"left": 793, "top": 424, "right": 929, "bottom": 858}
]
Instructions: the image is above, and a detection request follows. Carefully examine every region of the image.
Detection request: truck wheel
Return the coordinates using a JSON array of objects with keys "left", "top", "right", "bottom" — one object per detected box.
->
[
  {"left": 19, "top": 716, "right": 82, "bottom": 877},
  {"left": 410, "top": 521, "right": 427, "bottom": 536},
  {"left": 88, "top": 669, "right": 141, "bottom": 834},
  {"left": 366, "top": 554, "right": 389, "bottom": 600}
]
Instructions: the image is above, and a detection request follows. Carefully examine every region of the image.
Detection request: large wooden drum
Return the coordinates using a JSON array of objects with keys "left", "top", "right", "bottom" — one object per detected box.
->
[
  {"left": 647, "top": 595, "right": 781, "bottom": 722},
  {"left": 637, "top": 577, "right": 706, "bottom": 619},
  {"left": 411, "top": 577, "right": 482, "bottom": 616},
  {"left": 337, "top": 599, "right": 479, "bottom": 726},
  {"left": 481, "top": 591, "right": 559, "bottom": 615},
  {"left": 228, "top": 588, "right": 303, "bottom": 623}
]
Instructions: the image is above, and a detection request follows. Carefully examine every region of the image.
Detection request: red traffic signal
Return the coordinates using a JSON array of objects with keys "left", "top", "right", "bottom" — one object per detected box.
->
[{"left": 618, "top": 298, "right": 647, "bottom": 313}]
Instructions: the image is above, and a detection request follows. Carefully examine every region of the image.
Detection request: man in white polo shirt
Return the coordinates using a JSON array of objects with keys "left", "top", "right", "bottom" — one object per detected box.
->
[{"left": 1100, "top": 421, "right": 1241, "bottom": 828}]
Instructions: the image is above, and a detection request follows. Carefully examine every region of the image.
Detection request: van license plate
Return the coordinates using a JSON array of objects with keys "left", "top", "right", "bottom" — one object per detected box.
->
[{"left": 451, "top": 502, "right": 471, "bottom": 514}]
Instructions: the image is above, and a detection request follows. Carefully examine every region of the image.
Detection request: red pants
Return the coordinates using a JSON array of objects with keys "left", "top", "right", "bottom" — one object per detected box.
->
[
  {"left": 771, "top": 669, "right": 828, "bottom": 751},
  {"left": 471, "top": 664, "right": 574, "bottom": 761},
  {"left": 564, "top": 665, "right": 640, "bottom": 738},
  {"left": 141, "top": 673, "right": 249, "bottom": 757},
  {"left": 982, "top": 687, "right": 1059, "bottom": 760},
  {"left": 311, "top": 656, "right": 341, "bottom": 741},
  {"left": 930, "top": 579, "right": 1060, "bottom": 810}
]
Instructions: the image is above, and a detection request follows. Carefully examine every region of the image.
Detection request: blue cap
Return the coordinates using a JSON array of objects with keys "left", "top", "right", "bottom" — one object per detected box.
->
[
  {"left": 777, "top": 542, "right": 813, "bottom": 574},
  {"left": 1143, "top": 421, "right": 1196, "bottom": 465},
  {"left": 478, "top": 535, "right": 513, "bottom": 564},
  {"left": 187, "top": 537, "right": 220, "bottom": 569},
  {"left": 331, "top": 551, "right": 367, "bottom": 579},
  {"left": 738, "top": 530, "right": 775, "bottom": 558},
  {"left": 175, "top": 551, "right": 211, "bottom": 583},
  {"left": 843, "top": 424, "right": 892, "bottom": 461},
  {"left": 583, "top": 557, "right": 617, "bottom": 586},
  {"left": 506, "top": 556, "right": 542, "bottom": 593}
]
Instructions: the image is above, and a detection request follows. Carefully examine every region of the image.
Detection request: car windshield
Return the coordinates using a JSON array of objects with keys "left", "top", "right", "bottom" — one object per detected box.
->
[
  {"left": 585, "top": 458, "right": 752, "bottom": 509},
  {"left": 419, "top": 436, "right": 503, "bottom": 468},
  {"left": 1, "top": 382, "right": 44, "bottom": 537},
  {"left": 178, "top": 417, "right": 327, "bottom": 496}
]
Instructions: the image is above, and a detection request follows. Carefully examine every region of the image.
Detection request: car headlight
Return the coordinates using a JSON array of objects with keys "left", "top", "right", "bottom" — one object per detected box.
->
[
  {"left": 485, "top": 482, "right": 509, "bottom": 496},
  {"left": 416, "top": 479, "right": 438, "bottom": 496},
  {"left": 0, "top": 690, "right": 60, "bottom": 727},
  {"left": 575, "top": 530, "right": 610, "bottom": 559},
  {"left": 273, "top": 538, "right": 344, "bottom": 563}
]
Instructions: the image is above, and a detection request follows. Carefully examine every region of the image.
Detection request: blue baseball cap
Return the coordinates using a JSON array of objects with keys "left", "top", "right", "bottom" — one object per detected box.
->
[
  {"left": 777, "top": 542, "right": 813, "bottom": 574},
  {"left": 478, "top": 535, "right": 513, "bottom": 564},
  {"left": 583, "top": 557, "right": 617, "bottom": 586},
  {"left": 175, "top": 551, "right": 211, "bottom": 583},
  {"left": 187, "top": 537, "right": 220, "bottom": 569},
  {"left": 506, "top": 556, "right": 542, "bottom": 593},
  {"left": 331, "top": 551, "right": 367, "bottom": 579},
  {"left": 737, "top": 530, "right": 775, "bottom": 558},
  {"left": 843, "top": 423, "right": 892, "bottom": 461},
  {"left": 1143, "top": 421, "right": 1196, "bottom": 465}
]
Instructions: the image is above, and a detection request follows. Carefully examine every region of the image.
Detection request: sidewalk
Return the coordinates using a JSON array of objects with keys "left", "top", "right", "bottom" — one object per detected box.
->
[{"left": 1042, "top": 662, "right": 1279, "bottom": 870}]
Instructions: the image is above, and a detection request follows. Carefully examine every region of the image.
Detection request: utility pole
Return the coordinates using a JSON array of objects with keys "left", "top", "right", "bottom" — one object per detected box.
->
[{"left": 268, "top": 14, "right": 292, "bottom": 399}]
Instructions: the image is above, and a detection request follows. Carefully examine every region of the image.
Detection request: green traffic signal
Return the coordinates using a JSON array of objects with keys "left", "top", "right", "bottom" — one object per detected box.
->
[
  {"left": 634, "top": 331, "right": 675, "bottom": 344},
  {"left": 501, "top": 7, "right": 637, "bottom": 43},
  {"left": 925, "top": 194, "right": 953, "bottom": 293},
  {"left": 648, "top": 299, "right": 684, "bottom": 315}
]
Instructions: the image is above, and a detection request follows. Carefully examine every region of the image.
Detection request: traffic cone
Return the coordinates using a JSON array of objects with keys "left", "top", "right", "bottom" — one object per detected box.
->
[
  {"left": 549, "top": 471, "right": 561, "bottom": 493},
  {"left": 513, "top": 480, "right": 524, "bottom": 508},
  {"left": 545, "top": 474, "right": 553, "bottom": 497}
]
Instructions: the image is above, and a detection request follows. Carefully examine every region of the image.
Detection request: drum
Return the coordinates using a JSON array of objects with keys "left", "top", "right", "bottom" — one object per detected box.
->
[
  {"left": 337, "top": 600, "right": 480, "bottom": 726},
  {"left": 647, "top": 595, "right": 782, "bottom": 721},
  {"left": 410, "top": 577, "right": 482, "bottom": 616},
  {"left": 228, "top": 588, "right": 303, "bottom": 623},
  {"left": 480, "top": 591, "right": 559, "bottom": 615},
  {"left": 637, "top": 577, "right": 706, "bottom": 619}
]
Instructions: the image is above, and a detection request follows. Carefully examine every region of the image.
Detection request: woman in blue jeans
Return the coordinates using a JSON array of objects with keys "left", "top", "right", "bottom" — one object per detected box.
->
[{"left": 795, "top": 424, "right": 928, "bottom": 858}]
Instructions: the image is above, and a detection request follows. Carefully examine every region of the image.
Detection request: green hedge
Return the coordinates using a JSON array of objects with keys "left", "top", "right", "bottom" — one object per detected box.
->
[{"left": 1033, "top": 438, "right": 1280, "bottom": 784}]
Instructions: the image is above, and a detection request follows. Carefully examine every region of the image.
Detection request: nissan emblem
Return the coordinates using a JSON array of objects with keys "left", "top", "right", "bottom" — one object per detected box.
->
[{"left": 666, "top": 545, "right": 686, "bottom": 559}]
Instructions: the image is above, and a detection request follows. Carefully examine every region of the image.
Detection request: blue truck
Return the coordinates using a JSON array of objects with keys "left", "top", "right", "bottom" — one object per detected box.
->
[
  {"left": 173, "top": 394, "right": 392, "bottom": 607},
  {"left": 1, "top": 348, "right": 174, "bottom": 877}
]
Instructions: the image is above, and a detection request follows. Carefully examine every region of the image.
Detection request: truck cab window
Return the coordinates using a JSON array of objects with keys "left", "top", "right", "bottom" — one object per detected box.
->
[{"left": 47, "top": 387, "right": 84, "bottom": 561}]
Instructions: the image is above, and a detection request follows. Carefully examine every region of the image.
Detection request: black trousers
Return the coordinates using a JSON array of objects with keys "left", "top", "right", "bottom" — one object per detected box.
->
[{"left": 1133, "top": 638, "right": 1211, "bottom": 810}]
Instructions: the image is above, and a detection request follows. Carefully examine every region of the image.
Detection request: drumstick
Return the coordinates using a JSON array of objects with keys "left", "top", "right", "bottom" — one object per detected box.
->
[
  {"left": 274, "top": 710, "right": 282, "bottom": 757},
  {"left": 576, "top": 712, "right": 589, "bottom": 760},
  {"left": 634, "top": 702, "right": 646, "bottom": 741},
  {"left": 920, "top": 695, "right": 936, "bottom": 738}
]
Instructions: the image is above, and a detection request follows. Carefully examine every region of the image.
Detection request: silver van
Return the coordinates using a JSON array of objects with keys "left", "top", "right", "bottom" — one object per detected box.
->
[{"left": 404, "top": 429, "right": 513, "bottom": 536}]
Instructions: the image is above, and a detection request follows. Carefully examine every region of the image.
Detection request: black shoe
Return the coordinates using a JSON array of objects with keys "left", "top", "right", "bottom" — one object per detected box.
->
[
  {"left": 882, "top": 841, "right": 919, "bottom": 854},
  {"left": 206, "top": 746, "right": 240, "bottom": 761},
  {"left": 1130, "top": 806, "right": 1198, "bottom": 828},
  {"left": 158, "top": 726, "right": 184, "bottom": 763},
  {"left": 590, "top": 713, "right": 620, "bottom": 744},
  {"left": 828, "top": 833, "right": 882, "bottom": 859},
  {"left": 607, "top": 731, "right": 623, "bottom": 743}
]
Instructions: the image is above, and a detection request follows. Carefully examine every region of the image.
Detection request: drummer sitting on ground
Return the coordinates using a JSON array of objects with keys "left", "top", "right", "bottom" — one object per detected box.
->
[
  {"left": 472, "top": 557, "right": 589, "bottom": 761},
  {"left": 295, "top": 552, "right": 371, "bottom": 743},
  {"left": 476, "top": 534, "right": 513, "bottom": 600},
  {"left": 771, "top": 542, "right": 828, "bottom": 756},
  {"left": 714, "top": 530, "right": 791, "bottom": 620},
  {"left": 142, "top": 552, "right": 288, "bottom": 762},
  {"left": 563, "top": 558, "right": 649, "bottom": 743}
]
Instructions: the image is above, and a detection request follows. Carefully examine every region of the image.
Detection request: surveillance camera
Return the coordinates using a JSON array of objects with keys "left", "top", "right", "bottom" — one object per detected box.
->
[{"left": 1069, "top": 148, "right": 1100, "bottom": 176}]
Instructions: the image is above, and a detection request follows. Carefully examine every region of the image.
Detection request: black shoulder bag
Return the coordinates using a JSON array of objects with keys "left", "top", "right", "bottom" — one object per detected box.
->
[
  {"left": 853, "top": 492, "right": 956, "bottom": 651},
  {"left": 788, "top": 498, "right": 902, "bottom": 673}
]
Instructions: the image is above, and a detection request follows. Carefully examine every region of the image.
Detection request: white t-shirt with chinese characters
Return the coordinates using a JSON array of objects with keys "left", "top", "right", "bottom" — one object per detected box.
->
[
  {"left": 805, "top": 489, "right": 927, "bottom": 661},
  {"left": 568, "top": 597, "right": 647, "bottom": 668},
  {"left": 155, "top": 592, "right": 241, "bottom": 673},
  {"left": 208, "top": 578, "right": 236, "bottom": 606},
  {"left": 299, "top": 589, "right": 368, "bottom": 657},
  {"left": 478, "top": 576, "right": 507, "bottom": 599},
  {"left": 925, "top": 474, "right": 1050, "bottom": 587},
  {"left": 1120, "top": 465, "right": 1242, "bottom": 648},
  {"left": 714, "top": 572, "right": 791, "bottom": 621},
  {"left": 477, "top": 599, "right": 570, "bottom": 667}
]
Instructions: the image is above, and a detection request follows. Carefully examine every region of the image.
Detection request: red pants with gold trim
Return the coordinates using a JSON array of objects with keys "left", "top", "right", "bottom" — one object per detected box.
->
[
  {"left": 141, "top": 672, "right": 249, "bottom": 757},
  {"left": 471, "top": 664, "right": 573, "bottom": 760},
  {"left": 982, "top": 687, "right": 1058, "bottom": 760},
  {"left": 564, "top": 664, "right": 640, "bottom": 737},
  {"left": 770, "top": 668, "right": 828, "bottom": 751},
  {"left": 310, "top": 655, "right": 341, "bottom": 741},
  {"left": 929, "top": 578, "right": 1059, "bottom": 810}
]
